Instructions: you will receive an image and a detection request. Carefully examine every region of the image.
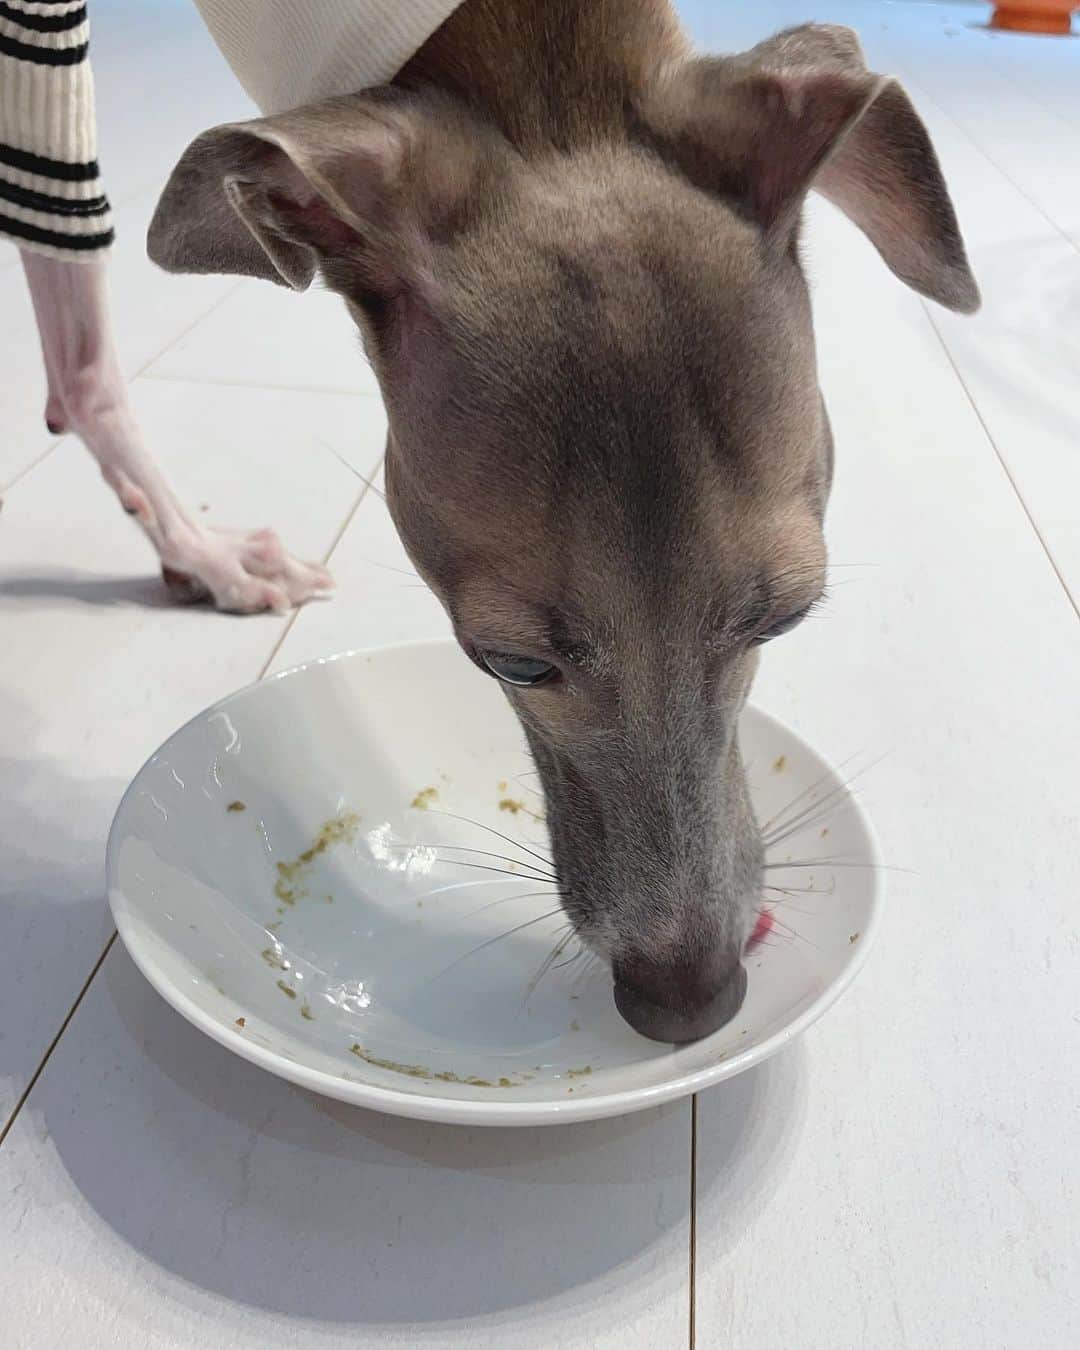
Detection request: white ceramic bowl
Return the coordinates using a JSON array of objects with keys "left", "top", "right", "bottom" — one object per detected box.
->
[{"left": 107, "top": 640, "right": 882, "bottom": 1125}]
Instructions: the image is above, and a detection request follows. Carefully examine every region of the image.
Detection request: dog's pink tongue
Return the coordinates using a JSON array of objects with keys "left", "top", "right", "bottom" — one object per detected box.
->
[{"left": 747, "top": 909, "right": 774, "bottom": 950}]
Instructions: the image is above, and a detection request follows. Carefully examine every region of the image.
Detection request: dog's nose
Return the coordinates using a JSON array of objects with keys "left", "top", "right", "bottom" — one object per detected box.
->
[{"left": 612, "top": 951, "right": 747, "bottom": 1044}]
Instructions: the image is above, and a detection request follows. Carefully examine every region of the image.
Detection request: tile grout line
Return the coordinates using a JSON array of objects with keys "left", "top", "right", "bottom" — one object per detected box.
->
[
  {"left": 250, "top": 470, "right": 375, "bottom": 678},
  {"left": 963, "top": 40, "right": 1080, "bottom": 138},
  {"left": 0, "top": 934, "right": 116, "bottom": 1148},
  {"left": 922, "top": 304, "right": 1080, "bottom": 626},
  {"left": 0, "top": 457, "right": 380, "bottom": 1149},
  {"left": 689, "top": 1094, "right": 698, "bottom": 1350},
  {"left": 0, "top": 280, "right": 244, "bottom": 496},
  {"left": 129, "top": 279, "right": 247, "bottom": 382}
]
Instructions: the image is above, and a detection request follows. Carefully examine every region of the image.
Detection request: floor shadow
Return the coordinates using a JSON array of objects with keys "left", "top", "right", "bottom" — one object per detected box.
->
[
  {"left": 0, "top": 736, "right": 119, "bottom": 1119},
  {"left": 694, "top": 1039, "right": 809, "bottom": 1259},
  {"left": 0, "top": 567, "right": 174, "bottom": 610},
  {"left": 35, "top": 939, "right": 807, "bottom": 1329}
]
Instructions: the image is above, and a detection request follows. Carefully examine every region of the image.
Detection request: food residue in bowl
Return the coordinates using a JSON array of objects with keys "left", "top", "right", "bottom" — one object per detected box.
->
[
  {"left": 498, "top": 797, "right": 545, "bottom": 822},
  {"left": 226, "top": 800, "right": 246, "bottom": 813},
  {"left": 300, "top": 1002, "right": 314, "bottom": 1020},
  {"left": 261, "top": 946, "right": 289, "bottom": 971},
  {"left": 234, "top": 1016, "right": 246, "bottom": 1028},
  {"left": 277, "top": 980, "right": 297, "bottom": 999},
  {"left": 773, "top": 755, "right": 786, "bottom": 773},
  {"left": 350, "top": 1044, "right": 528, "bottom": 1088},
  {"left": 273, "top": 810, "right": 360, "bottom": 906},
  {"left": 849, "top": 931, "right": 861, "bottom": 945},
  {"left": 411, "top": 786, "right": 439, "bottom": 810}
]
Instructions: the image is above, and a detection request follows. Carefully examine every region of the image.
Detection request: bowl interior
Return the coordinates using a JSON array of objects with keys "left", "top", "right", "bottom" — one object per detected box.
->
[{"left": 108, "top": 641, "right": 880, "bottom": 1122}]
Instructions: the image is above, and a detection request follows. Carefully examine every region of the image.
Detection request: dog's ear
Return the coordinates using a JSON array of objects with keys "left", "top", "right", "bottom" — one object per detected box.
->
[
  {"left": 148, "top": 89, "right": 496, "bottom": 298},
  {"left": 646, "top": 23, "right": 979, "bottom": 313}
]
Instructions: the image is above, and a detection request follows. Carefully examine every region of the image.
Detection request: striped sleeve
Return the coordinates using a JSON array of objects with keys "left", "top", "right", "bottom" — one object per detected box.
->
[{"left": 0, "top": 0, "right": 114, "bottom": 259}]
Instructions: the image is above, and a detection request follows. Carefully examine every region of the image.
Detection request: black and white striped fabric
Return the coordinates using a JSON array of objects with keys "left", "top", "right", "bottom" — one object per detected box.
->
[{"left": 0, "top": 0, "right": 113, "bottom": 259}]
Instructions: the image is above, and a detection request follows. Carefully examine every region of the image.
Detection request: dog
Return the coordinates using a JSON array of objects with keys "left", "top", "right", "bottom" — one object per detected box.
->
[{"left": 148, "top": 1, "right": 978, "bottom": 1041}]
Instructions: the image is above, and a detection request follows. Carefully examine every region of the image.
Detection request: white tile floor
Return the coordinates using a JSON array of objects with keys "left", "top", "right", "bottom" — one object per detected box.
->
[{"left": 1, "top": 2, "right": 1078, "bottom": 1346}]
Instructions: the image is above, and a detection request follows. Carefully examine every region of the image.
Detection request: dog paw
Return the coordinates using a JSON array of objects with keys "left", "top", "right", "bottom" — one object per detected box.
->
[{"left": 161, "top": 527, "right": 334, "bottom": 614}]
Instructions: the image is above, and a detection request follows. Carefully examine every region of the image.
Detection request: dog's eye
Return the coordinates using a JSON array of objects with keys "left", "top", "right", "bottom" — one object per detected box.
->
[
  {"left": 478, "top": 650, "right": 558, "bottom": 687},
  {"left": 752, "top": 603, "right": 815, "bottom": 646}
]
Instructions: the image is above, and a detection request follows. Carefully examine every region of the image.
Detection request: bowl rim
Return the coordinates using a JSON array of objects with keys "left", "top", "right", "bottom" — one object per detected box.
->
[{"left": 106, "top": 638, "right": 885, "bottom": 1126}]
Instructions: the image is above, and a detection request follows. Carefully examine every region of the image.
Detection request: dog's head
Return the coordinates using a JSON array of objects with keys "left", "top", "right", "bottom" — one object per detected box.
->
[{"left": 151, "top": 24, "right": 976, "bottom": 1041}]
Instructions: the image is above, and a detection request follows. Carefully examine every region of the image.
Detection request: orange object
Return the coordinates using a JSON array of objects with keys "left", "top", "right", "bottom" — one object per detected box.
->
[{"left": 989, "top": 1, "right": 1077, "bottom": 34}]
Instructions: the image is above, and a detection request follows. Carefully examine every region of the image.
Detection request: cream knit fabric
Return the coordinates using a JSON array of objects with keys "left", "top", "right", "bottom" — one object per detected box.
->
[
  {"left": 0, "top": 0, "right": 464, "bottom": 259},
  {"left": 194, "top": 0, "right": 465, "bottom": 116}
]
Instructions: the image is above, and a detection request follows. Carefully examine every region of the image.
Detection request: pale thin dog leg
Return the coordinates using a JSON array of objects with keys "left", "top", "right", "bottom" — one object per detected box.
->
[{"left": 19, "top": 251, "right": 333, "bottom": 612}]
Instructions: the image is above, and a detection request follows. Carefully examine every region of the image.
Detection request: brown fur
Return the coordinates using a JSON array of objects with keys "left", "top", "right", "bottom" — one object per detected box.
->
[{"left": 147, "top": 3, "right": 977, "bottom": 1042}]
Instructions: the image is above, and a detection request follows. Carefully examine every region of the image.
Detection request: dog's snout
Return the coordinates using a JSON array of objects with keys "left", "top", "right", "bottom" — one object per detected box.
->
[{"left": 612, "top": 950, "right": 747, "bottom": 1044}]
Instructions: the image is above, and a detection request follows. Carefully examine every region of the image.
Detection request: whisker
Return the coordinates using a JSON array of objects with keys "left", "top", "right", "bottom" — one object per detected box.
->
[
  {"left": 765, "top": 797, "right": 859, "bottom": 848},
  {"left": 552, "top": 943, "right": 585, "bottom": 973},
  {"left": 763, "top": 754, "right": 889, "bottom": 847},
  {"left": 762, "top": 880, "right": 830, "bottom": 897},
  {"left": 410, "top": 875, "right": 529, "bottom": 902},
  {"left": 761, "top": 897, "right": 817, "bottom": 917},
  {"left": 432, "top": 907, "right": 566, "bottom": 980},
  {"left": 361, "top": 558, "right": 419, "bottom": 579},
  {"left": 571, "top": 950, "right": 605, "bottom": 992},
  {"left": 524, "top": 926, "right": 576, "bottom": 1003},
  {"left": 462, "top": 889, "right": 565, "bottom": 920},
  {"left": 766, "top": 913, "right": 821, "bottom": 950},
  {"left": 395, "top": 856, "right": 556, "bottom": 883},
  {"left": 316, "top": 438, "right": 386, "bottom": 499},
  {"left": 765, "top": 859, "right": 911, "bottom": 874},
  {"left": 423, "top": 806, "right": 553, "bottom": 869},
  {"left": 761, "top": 753, "right": 862, "bottom": 837},
  {"left": 385, "top": 841, "right": 556, "bottom": 881}
]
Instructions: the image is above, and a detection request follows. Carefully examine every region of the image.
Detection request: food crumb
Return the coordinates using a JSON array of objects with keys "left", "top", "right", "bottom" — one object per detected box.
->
[
  {"left": 348, "top": 1044, "right": 521, "bottom": 1088},
  {"left": 567, "top": 1065, "right": 592, "bottom": 1078},
  {"left": 569, "top": 1019, "right": 580, "bottom": 1031},
  {"left": 497, "top": 796, "right": 545, "bottom": 822},
  {"left": 411, "top": 786, "right": 439, "bottom": 810},
  {"left": 235, "top": 1016, "right": 246, "bottom": 1028},
  {"left": 849, "top": 932, "right": 860, "bottom": 945},
  {"left": 199, "top": 503, "right": 210, "bottom": 512},
  {"left": 820, "top": 826, "right": 830, "bottom": 838},
  {"left": 226, "top": 800, "right": 246, "bottom": 812},
  {"left": 773, "top": 755, "right": 786, "bottom": 772},
  {"left": 261, "top": 947, "right": 288, "bottom": 971},
  {"left": 300, "top": 1002, "right": 314, "bottom": 1020},
  {"left": 497, "top": 780, "right": 508, "bottom": 792},
  {"left": 277, "top": 980, "right": 297, "bottom": 999},
  {"left": 271, "top": 811, "right": 360, "bottom": 907}
]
